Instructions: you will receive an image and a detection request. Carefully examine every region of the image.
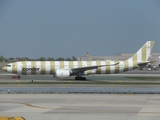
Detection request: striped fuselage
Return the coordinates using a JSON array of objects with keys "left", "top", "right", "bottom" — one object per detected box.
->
[{"left": 7, "top": 60, "right": 138, "bottom": 75}]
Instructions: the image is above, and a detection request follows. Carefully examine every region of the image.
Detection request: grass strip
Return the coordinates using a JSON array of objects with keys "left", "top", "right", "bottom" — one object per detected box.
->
[
  {"left": 125, "top": 76, "right": 160, "bottom": 80},
  {"left": 0, "top": 81, "right": 160, "bottom": 85}
]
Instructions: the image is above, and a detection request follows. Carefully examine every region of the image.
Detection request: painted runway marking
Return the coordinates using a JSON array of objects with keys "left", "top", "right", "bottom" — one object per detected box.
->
[{"left": 0, "top": 101, "right": 55, "bottom": 110}]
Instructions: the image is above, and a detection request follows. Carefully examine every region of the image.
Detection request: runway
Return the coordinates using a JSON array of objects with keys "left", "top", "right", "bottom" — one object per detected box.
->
[
  {"left": 0, "top": 94, "right": 160, "bottom": 120},
  {"left": 0, "top": 72, "right": 160, "bottom": 120},
  {"left": 0, "top": 72, "right": 160, "bottom": 94}
]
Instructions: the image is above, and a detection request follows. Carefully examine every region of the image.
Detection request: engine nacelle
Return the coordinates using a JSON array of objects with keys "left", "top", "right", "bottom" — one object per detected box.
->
[{"left": 55, "top": 69, "right": 71, "bottom": 79}]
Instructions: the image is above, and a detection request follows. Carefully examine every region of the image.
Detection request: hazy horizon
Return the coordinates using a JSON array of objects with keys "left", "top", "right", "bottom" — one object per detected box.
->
[{"left": 0, "top": 0, "right": 160, "bottom": 59}]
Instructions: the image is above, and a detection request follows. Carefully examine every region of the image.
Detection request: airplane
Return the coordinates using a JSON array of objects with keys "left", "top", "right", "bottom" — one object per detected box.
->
[{"left": 2, "top": 41, "right": 155, "bottom": 80}]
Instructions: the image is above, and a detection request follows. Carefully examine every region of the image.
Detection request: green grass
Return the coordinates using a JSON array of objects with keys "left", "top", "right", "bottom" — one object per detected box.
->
[
  {"left": 0, "top": 81, "right": 160, "bottom": 85},
  {"left": 125, "top": 76, "right": 160, "bottom": 80}
]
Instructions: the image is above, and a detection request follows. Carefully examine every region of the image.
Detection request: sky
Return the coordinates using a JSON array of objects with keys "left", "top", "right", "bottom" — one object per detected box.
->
[{"left": 0, "top": 0, "right": 160, "bottom": 59}]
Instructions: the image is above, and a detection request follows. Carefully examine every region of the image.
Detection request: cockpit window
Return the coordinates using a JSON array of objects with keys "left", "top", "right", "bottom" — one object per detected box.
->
[{"left": 6, "top": 65, "right": 11, "bottom": 67}]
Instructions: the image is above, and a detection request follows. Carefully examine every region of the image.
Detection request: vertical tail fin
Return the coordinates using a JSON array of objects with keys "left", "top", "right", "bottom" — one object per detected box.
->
[{"left": 128, "top": 41, "right": 155, "bottom": 62}]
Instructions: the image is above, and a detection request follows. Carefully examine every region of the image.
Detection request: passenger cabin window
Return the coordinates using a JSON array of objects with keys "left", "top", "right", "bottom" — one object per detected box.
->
[{"left": 6, "top": 65, "right": 11, "bottom": 67}]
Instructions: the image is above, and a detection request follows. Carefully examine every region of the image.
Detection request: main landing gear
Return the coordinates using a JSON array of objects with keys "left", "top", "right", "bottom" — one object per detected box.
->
[{"left": 75, "top": 76, "right": 86, "bottom": 80}]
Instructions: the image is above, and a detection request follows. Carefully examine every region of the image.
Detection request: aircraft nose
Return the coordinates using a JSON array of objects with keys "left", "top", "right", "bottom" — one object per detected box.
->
[{"left": 2, "top": 67, "right": 7, "bottom": 71}]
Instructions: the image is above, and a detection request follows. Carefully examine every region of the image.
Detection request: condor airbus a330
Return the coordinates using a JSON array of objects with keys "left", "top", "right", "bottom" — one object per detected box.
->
[{"left": 3, "top": 41, "right": 155, "bottom": 80}]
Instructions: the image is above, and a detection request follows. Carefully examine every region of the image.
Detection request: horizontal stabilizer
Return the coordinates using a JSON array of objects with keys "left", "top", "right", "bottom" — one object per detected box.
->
[{"left": 138, "top": 61, "right": 156, "bottom": 67}]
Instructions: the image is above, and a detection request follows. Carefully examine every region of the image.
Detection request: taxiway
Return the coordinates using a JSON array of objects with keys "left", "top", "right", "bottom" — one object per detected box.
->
[{"left": 0, "top": 94, "right": 160, "bottom": 120}]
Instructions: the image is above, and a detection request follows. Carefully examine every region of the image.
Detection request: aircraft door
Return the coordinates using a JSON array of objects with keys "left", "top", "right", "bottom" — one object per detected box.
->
[
  {"left": 12, "top": 63, "right": 16, "bottom": 73},
  {"left": 119, "top": 62, "right": 124, "bottom": 72}
]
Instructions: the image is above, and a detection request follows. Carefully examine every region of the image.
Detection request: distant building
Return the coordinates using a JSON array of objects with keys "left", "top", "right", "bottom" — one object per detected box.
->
[
  {"left": 78, "top": 53, "right": 160, "bottom": 66},
  {"left": 8, "top": 58, "right": 20, "bottom": 63}
]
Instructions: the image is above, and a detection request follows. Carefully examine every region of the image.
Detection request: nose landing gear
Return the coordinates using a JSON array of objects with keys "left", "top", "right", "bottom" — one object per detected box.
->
[{"left": 17, "top": 75, "right": 21, "bottom": 80}]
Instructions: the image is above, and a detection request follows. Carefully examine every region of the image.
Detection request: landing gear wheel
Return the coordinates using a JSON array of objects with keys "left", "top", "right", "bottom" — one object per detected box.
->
[
  {"left": 75, "top": 77, "right": 79, "bottom": 80},
  {"left": 75, "top": 77, "right": 86, "bottom": 80},
  {"left": 17, "top": 75, "right": 21, "bottom": 80}
]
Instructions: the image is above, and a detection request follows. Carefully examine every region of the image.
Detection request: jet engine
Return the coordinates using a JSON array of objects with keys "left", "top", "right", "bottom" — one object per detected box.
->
[{"left": 55, "top": 69, "right": 71, "bottom": 79}]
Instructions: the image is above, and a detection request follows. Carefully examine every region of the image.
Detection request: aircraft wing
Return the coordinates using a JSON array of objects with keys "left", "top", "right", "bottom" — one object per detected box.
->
[
  {"left": 71, "top": 62, "right": 119, "bottom": 72},
  {"left": 138, "top": 61, "right": 156, "bottom": 66}
]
